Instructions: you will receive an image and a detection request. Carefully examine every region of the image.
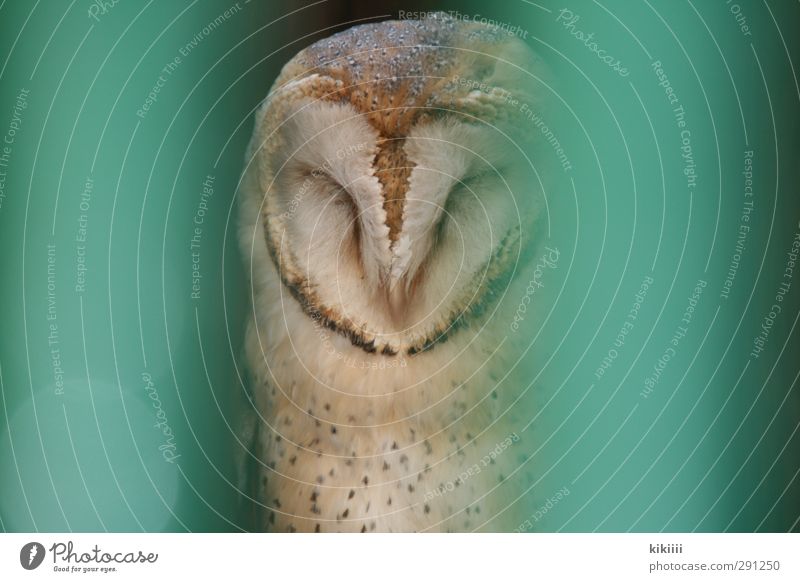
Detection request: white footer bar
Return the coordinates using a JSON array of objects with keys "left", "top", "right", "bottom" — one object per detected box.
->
[{"left": 1, "top": 533, "right": 797, "bottom": 581}]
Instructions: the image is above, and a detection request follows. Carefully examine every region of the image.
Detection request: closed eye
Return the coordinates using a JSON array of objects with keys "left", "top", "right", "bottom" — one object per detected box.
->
[
  {"left": 313, "top": 172, "right": 357, "bottom": 214},
  {"left": 438, "top": 165, "right": 511, "bottom": 235},
  {"left": 284, "top": 165, "right": 356, "bottom": 221},
  {"left": 456, "top": 165, "right": 510, "bottom": 193},
  {"left": 297, "top": 166, "right": 350, "bottom": 199}
]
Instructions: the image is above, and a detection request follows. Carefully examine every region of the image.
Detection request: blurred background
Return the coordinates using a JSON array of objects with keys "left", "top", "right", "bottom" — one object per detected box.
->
[{"left": 0, "top": 0, "right": 798, "bottom": 532}]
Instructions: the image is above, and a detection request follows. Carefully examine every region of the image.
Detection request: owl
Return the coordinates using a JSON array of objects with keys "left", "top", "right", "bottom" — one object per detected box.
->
[{"left": 238, "top": 13, "right": 551, "bottom": 532}]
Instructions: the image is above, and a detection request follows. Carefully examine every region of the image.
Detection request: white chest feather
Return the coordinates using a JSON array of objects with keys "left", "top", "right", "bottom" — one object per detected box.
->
[{"left": 243, "top": 263, "right": 529, "bottom": 532}]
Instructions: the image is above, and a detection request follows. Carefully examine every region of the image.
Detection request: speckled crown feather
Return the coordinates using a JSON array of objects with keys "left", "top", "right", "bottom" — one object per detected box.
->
[
  {"left": 250, "top": 12, "right": 545, "bottom": 167},
  {"left": 290, "top": 13, "right": 539, "bottom": 131}
]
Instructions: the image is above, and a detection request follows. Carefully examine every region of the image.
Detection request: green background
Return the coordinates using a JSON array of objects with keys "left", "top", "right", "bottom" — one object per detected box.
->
[{"left": 1, "top": 0, "right": 798, "bottom": 532}]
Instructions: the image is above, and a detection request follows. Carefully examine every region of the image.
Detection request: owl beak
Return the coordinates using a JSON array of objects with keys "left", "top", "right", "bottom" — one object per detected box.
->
[
  {"left": 387, "top": 234, "right": 412, "bottom": 288},
  {"left": 387, "top": 279, "right": 406, "bottom": 315},
  {"left": 387, "top": 271, "right": 402, "bottom": 293},
  {"left": 385, "top": 259, "right": 404, "bottom": 307},
  {"left": 385, "top": 238, "right": 412, "bottom": 313},
  {"left": 387, "top": 270, "right": 418, "bottom": 320}
]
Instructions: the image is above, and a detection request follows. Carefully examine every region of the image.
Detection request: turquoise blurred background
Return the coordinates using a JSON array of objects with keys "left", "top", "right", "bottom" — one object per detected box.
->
[{"left": 1, "top": 0, "right": 798, "bottom": 532}]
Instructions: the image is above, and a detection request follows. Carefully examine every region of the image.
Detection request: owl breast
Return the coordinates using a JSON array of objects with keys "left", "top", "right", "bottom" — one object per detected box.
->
[{"left": 246, "top": 276, "right": 529, "bottom": 532}]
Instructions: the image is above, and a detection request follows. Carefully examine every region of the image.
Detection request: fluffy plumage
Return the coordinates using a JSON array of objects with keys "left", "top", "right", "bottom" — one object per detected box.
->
[{"left": 238, "top": 13, "right": 549, "bottom": 532}]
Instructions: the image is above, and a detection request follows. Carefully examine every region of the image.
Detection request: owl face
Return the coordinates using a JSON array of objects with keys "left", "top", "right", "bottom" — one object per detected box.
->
[{"left": 248, "top": 14, "right": 544, "bottom": 356}]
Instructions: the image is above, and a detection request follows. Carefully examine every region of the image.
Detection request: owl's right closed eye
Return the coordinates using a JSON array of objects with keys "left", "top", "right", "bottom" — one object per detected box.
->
[{"left": 238, "top": 13, "right": 551, "bottom": 532}]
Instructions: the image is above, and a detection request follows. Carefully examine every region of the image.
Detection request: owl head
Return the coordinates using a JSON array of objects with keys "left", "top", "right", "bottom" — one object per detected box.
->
[{"left": 243, "top": 13, "right": 548, "bottom": 357}]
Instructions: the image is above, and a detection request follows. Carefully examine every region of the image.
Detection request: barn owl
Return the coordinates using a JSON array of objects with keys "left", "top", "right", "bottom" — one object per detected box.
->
[{"left": 238, "top": 12, "right": 552, "bottom": 532}]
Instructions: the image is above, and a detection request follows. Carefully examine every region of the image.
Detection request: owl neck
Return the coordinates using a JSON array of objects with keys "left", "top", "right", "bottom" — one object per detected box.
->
[{"left": 252, "top": 297, "right": 505, "bottom": 453}]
